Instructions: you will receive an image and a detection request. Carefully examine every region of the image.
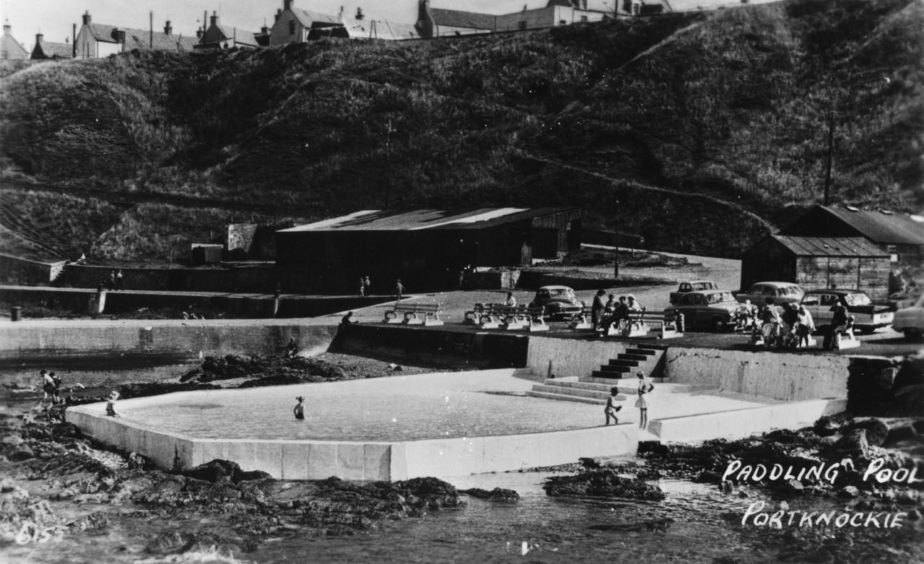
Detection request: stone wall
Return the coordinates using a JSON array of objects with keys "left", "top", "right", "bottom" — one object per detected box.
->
[
  {"left": 526, "top": 335, "right": 629, "bottom": 379},
  {"left": 0, "top": 320, "right": 339, "bottom": 361},
  {"left": 663, "top": 347, "right": 850, "bottom": 401},
  {"left": 0, "top": 253, "right": 66, "bottom": 285}
]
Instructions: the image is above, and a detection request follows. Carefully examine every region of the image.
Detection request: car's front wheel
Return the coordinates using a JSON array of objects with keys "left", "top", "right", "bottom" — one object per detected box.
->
[{"left": 903, "top": 328, "right": 922, "bottom": 342}]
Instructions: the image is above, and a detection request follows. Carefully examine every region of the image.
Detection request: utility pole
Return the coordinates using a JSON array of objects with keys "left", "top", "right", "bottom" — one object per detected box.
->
[
  {"left": 149, "top": 11, "right": 153, "bottom": 49},
  {"left": 384, "top": 119, "right": 394, "bottom": 209},
  {"left": 822, "top": 110, "right": 835, "bottom": 206}
]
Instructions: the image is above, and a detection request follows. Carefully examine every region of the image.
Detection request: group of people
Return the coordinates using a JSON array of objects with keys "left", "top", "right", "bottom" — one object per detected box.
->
[
  {"left": 358, "top": 276, "right": 373, "bottom": 297},
  {"left": 604, "top": 371, "right": 655, "bottom": 429},
  {"left": 103, "top": 269, "right": 125, "bottom": 291},
  {"left": 747, "top": 297, "right": 853, "bottom": 350},
  {"left": 590, "top": 291, "right": 644, "bottom": 335}
]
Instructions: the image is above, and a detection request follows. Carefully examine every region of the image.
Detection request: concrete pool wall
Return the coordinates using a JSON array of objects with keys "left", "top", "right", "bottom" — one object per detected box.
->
[
  {"left": 66, "top": 397, "right": 638, "bottom": 480},
  {"left": 0, "top": 319, "right": 339, "bottom": 361}
]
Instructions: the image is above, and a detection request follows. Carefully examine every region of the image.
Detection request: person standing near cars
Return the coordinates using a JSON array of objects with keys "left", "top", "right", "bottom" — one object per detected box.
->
[{"left": 591, "top": 290, "right": 606, "bottom": 334}]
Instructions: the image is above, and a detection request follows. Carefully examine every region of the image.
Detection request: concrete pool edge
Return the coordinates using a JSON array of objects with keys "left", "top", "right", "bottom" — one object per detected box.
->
[{"left": 66, "top": 403, "right": 638, "bottom": 481}]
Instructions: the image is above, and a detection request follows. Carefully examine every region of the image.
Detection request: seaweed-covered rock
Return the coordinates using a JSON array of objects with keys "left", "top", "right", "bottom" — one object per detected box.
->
[
  {"left": 543, "top": 469, "right": 665, "bottom": 500},
  {"left": 460, "top": 487, "right": 520, "bottom": 502}
]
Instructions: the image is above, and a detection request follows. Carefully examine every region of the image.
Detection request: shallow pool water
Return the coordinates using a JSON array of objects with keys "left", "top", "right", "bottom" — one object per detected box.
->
[{"left": 117, "top": 371, "right": 605, "bottom": 441}]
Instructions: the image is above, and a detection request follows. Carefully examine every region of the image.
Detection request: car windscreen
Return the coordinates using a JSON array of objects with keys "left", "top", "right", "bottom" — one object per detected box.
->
[
  {"left": 707, "top": 292, "right": 733, "bottom": 304},
  {"left": 844, "top": 293, "right": 872, "bottom": 307}
]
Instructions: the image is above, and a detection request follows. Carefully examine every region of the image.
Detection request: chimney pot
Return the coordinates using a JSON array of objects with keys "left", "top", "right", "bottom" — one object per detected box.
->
[
  {"left": 82, "top": 11, "right": 91, "bottom": 25},
  {"left": 275, "top": 9, "right": 282, "bottom": 22},
  {"left": 210, "top": 11, "right": 218, "bottom": 27},
  {"left": 35, "top": 33, "right": 44, "bottom": 43},
  {"left": 164, "top": 20, "right": 172, "bottom": 35},
  {"left": 284, "top": 0, "right": 293, "bottom": 12}
]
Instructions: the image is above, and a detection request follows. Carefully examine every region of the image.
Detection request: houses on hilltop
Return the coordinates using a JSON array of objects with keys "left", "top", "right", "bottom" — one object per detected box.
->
[{"left": 1, "top": 21, "right": 29, "bottom": 61}]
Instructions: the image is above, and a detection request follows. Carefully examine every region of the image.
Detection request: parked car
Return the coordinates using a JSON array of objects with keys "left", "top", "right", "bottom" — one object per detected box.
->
[
  {"left": 893, "top": 294, "right": 924, "bottom": 341},
  {"left": 665, "top": 290, "right": 739, "bottom": 332},
  {"left": 799, "top": 289, "right": 894, "bottom": 334},
  {"left": 734, "top": 282, "right": 804, "bottom": 306},
  {"left": 669, "top": 280, "right": 719, "bottom": 305},
  {"left": 529, "top": 285, "right": 583, "bottom": 320}
]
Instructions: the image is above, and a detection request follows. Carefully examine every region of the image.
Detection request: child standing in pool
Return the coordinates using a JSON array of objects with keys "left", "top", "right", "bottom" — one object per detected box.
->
[
  {"left": 635, "top": 372, "right": 654, "bottom": 430},
  {"left": 604, "top": 386, "right": 623, "bottom": 425},
  {"left": 293, "top": 396, "right": 305, "bottom": 421}
]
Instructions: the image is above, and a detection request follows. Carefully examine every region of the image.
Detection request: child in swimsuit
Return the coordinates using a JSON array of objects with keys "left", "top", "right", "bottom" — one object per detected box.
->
[{"left": 293, "top": 396, "right": 305, "bottom": 420}]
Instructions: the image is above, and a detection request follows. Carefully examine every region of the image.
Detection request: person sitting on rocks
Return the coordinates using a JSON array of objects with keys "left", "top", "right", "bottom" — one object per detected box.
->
[
  {"left": 40, "top": 370, "right": 55, "bottom": 405},
  {"left": 285, "top": 338, "right": 299, "bottom": 358},
  {"left": 50, "top": 372, "right": 62, "bottom": 405},
  {"left": 604, "top": 387, "right": 623, "bottom": 426},
  {"left": 293, "top": 396, "right": 306, "bottom": 421}
]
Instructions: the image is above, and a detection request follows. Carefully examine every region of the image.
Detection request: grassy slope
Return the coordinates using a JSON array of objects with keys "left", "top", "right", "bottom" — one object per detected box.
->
[{"left": 0, "top": 0, "right": 920, "bottom": 262}]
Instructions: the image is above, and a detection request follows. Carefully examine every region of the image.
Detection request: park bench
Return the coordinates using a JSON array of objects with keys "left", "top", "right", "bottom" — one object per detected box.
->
[
  {"left": 568, "top": 307, "right": 592, "bottom": 330},
  {"left": 605, "top": 310, "right": 682, "bottom": 340},
  {"left": 463, "top": 303, "right": 547, "bottom": 331},
  {"left": 833, "top": 327, "right": 859, "bottom": 350},
  {"left": 383, "top": 302, "right": 443, "bottom": 326}
]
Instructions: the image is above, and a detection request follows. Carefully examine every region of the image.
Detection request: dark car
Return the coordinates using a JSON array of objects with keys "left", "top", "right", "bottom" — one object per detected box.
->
[
  {"left": 669, "top": 280, "right": 719, "bottom": 305},
  {"left": 529, "top": 285, "right": 583, "bottom": 320},
  {"left": 665, "top": 290, "right": 739, "bottom": 332},
  {"left": 799, "top": 289, "right": 894, "bottom": 333}
]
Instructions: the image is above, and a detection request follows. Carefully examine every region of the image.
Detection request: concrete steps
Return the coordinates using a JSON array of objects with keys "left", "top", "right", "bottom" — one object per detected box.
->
[{"left": 529, "top": 344, "right": 669, "bottom": 404}]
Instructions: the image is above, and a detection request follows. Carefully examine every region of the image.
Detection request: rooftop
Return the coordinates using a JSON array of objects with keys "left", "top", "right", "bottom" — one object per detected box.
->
[
  {"left": 820, "top": 205, "right": 924, "bottom": 246},
  {"left": 280, "top": 208, "right": 579, "bottom": 233},
  {"left": 770, "top": 235, "right": 888, "bottom": 257}
]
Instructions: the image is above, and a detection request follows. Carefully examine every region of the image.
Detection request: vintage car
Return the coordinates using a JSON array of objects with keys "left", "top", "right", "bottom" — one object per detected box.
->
[
  {"left": 669, "top": 280, "right": 719, "bottom": 305},
  {"left": 799, "top": 289, "right": 894, "bottom": 334},
  {"left": 891, "top": 294, "right": 924, "bottom": 341},
  {"left": 734, "top": 282, "right": 804, "bottom": 306},
  {"left": 664, "top": 290, "right": 739, "bottom": 332},
  {"left": 529, "top": 285, "right": 583, "bottom": 320}
]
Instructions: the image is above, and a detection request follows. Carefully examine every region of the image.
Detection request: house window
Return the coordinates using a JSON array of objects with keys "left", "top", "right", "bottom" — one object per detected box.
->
[
  {"left": 559, "top": 19, "right": 567, "bottom": 25},
  {"left": 289, "top": 20, "right": 296, "bottom": 35},
  {"left": 580, "top": 15, "right": 588, "bottom": 22}
]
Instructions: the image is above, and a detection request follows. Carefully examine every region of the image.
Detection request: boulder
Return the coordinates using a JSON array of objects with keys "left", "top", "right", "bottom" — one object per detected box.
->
[
  {"left": 834, "top": 429, "right": 870, "bottom": 460},
  {"left": 543, "top": 469, "right": 666, "bottom": 500},
  {"left": 849, "top": 419, "right": 889, "bottom": 447},
  {"left": 838, "top": 485, "right": 860, "bottom": 498},
  {"left": 183, "top": 459, "right": 241, "bottom": 483},
  {"left": 460, "top": 487, "right": 519, "bottom": 502},
  {"left": 9, "top": 445, "right": 34, "bottom": 461}
]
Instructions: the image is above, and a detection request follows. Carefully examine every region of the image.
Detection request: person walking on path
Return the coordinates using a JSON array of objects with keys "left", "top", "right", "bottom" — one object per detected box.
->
[
  {"left": 293, "top": 396, "right": 306, "bottom": 421},
  {"left": 604, "top": 386, "right": 623, "bottom": 425},
  {"left": 116, "top": 269, "right": 124, "bottom": 290},
  {"left": 395, "top": 279, "right": 404, "bottom": 302},
  {"left": 359, "top": 277, "right": 366, "bottom": 297},
  {"left": 363, "top": 276, "right": 372, "bottom": 296},
  {"left": 635, "top": 371, "right": 654, "bottom": 430}
]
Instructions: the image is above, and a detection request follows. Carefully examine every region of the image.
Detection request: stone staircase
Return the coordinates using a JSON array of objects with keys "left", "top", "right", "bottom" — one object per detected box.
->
[{"left": 527, "top": 344, "right": 668, "bottom": 404}]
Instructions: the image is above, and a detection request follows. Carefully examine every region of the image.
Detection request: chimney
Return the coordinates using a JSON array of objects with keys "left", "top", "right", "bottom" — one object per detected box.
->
[
  {"left": 3, "top": 21, "right": 11, "bottom": 35},
  {"left": 35, "top": 33, "right": 44, "bottom": 46},
  {"left": 82, "top": 11, "right": 91, "bottom": 26},
  {"left": 210, "top": 11, "right": 218, "bottom": 27},
  {"left": 261, "top": 25, "right": 269, "bottom": 35},
  {"left": 72, "top": 22, "right": 76, "bottom": 57},
  {"left": 164, "top": 20, "right": 172, "bottom": 35},
  {"left": 355, "top": 7, "right": 365, "bottom": 20},
  {"left": 274, "top": 9, "right": 282, "bottom": 22},
  {"left": 284, "top": 0, "right": 293, "bottom": 11}
]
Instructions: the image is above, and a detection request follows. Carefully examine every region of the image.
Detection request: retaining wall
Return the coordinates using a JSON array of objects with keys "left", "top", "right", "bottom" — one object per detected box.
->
[
  {"left": 67, "top": 402, "right": 638, "bottom": 480},
  {"left": 0, "top": 286, "right": 385, "bottom": 318},
  {"left": 61, "top": 264, "right": 278, "bottom": 293},
  {"left": 526, "top": 335, "right": 629, "bottom": 379},
  {"left": 663, "top": 347, "right": 849, "bottom": 401},
  {"left": 650, "top": 399, "right": 848, "bottom": 444},
  {"left": 333, "top": 323, "right": 528, "bottom": 368},
  {"left": 0, "top": 254, "right": 66, "bottom": 286},
  {"left": 0, "top": 320, "right": 339, "bottom": 361}
]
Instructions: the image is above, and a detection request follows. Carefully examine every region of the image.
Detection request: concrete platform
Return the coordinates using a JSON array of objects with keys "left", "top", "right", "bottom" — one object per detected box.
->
[{"left": 66, "top": 369, "right": 639, "bottom": 481}]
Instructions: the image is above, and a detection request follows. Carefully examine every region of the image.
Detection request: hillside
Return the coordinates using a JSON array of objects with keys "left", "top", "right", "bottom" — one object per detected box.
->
[{"left": 0, "top": 0, "right": 921, "bottom": 263}]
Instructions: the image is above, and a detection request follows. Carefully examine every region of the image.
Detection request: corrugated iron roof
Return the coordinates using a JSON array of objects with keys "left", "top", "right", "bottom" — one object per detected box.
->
[
  {"left": 821, "top": 205, "right": 924, "bottom": 246},
  {"left": 280, "top": 208, "right": 579, "bottom": 233},
  {"left": 771, "top": 235, "right": 888, "bottom": 257}
]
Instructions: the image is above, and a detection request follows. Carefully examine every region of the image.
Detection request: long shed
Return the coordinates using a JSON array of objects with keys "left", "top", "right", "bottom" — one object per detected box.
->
[
  {"left": 741, "top": 235, "right": 891, "bottom": 301},
  {"left": 276, "top": 207, "right": 581, "bottom": 293}
]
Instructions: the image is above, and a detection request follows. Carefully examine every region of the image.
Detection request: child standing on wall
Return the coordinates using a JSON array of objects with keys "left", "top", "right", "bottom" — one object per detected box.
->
[
  {"left": 106, "top": 391, "right": 119, "bottom": 417},
  {"left": 604, "top": 386, "right": 623, "bottom": 425},
  {"left": 293, "top": 396, "right": 306, "bottom": 421}
]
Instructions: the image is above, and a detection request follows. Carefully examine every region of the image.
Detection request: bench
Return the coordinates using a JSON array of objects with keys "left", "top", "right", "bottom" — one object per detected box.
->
[
  {"left": 464, "top": 303, "right": 547, "bottom": 331},
  {"left": 568, "top": 307, "right": 592, "bottom": 330},
  {"left": 383, "top": 302, "right": 443, "bottom": 326},
  {"left": 833, "top": 327, "right": 859, "bottom": 350},
  {"left": 605, "top": 310, "right": 682, "bottom": 339}
]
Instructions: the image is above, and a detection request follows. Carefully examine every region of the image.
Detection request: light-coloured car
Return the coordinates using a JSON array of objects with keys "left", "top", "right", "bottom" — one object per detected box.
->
[
  {"left": 799, "top": 289, "right": 893, "bottom": 334},
  {"left": 893, "top": 294, "right": 924, "bottom": 341},
  {"left": 529, "top": 285, "right": 583, "bottom": 320},
  {"left": 669, "top": 280, "right": 719, "bottom": 305},
  {"left": 735, "top": 282, "right": 804, "bottom": 306},
  {"left": 665, "top": 290, "right": 739, "bottom": 332}
]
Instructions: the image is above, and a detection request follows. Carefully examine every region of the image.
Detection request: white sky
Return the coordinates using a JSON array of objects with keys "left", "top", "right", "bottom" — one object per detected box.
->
[{"left": 0, "top": 0, "right": 556, "bottom": 50}]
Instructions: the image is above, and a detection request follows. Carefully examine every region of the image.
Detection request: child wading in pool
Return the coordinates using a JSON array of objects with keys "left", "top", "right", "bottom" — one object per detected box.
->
[
  {"left": 293, "top": 396, "right": 306, "bottom": 420},
  {"left": 635, "top": 372, "right": 654, "bottom": 429},
  {"left": 604, "top": 386, "right": 623, "bottom": 425}
]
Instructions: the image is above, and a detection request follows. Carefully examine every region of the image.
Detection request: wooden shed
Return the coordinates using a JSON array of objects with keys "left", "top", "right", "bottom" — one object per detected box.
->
[{"left": 741, "top": 235, "right": 891, "bottom": 301}]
